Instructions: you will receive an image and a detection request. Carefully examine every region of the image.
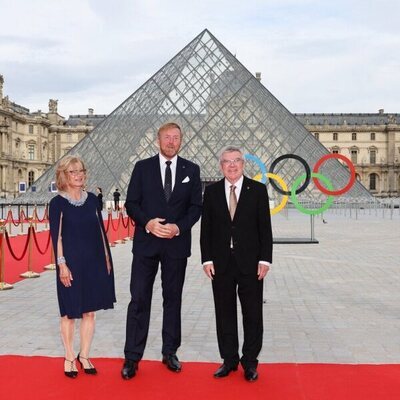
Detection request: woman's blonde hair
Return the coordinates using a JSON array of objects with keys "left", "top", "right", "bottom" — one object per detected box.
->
[{"left": 55, "top": 155, "right": 87, "bottom": 191}]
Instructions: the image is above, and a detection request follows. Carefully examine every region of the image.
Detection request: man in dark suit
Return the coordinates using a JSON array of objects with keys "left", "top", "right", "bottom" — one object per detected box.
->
[
  {"left": 113, "top": 188, "right": 121, "bottom": 210},
  {"left": 200, "top": 146, "right": 273, "bottom": 382},
  {"left": 121, "top": 122, "right": 202, "bottom": 379}
]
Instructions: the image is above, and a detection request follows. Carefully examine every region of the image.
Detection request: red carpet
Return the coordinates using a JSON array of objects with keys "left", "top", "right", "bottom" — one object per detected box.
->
[{"left": 0, "top": 356, "right": 399, "bottom": 400}]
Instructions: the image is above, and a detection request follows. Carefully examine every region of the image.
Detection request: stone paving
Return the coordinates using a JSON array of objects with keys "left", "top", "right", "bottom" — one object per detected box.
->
[{"left": 0, "top": 209, "right": 399, "bottom": 364}]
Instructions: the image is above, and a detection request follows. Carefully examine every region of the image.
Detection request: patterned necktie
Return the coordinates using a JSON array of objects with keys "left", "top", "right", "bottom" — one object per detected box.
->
[
  {"left": 164, "top": 161, "right": 172, "bottom": 201},
  {"left": 229, "top": 185, "right": 237, "bottom": 220}
]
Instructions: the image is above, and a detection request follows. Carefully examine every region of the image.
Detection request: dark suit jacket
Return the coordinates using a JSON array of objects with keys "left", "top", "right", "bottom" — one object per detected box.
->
[
  {"left": 125, "top": 154, "right": 202, "bottom": 258},
  {"left": 200, "top": 176, "right": 273, "bottom": 275}
]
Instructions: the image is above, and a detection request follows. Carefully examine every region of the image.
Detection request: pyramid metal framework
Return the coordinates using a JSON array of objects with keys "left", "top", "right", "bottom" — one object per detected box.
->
[{"left": 19, "top": 29, "right": 371, "bottom": 204}]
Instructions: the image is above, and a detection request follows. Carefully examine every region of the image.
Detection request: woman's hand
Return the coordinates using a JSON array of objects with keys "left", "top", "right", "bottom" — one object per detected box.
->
[{"left": 59, "top": 264, "right": 73, "bottom": 287}]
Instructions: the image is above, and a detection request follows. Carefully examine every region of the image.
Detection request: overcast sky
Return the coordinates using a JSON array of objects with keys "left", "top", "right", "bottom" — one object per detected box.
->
[{"left": 0, "top": 0, "right": 399, "bottom": 117}]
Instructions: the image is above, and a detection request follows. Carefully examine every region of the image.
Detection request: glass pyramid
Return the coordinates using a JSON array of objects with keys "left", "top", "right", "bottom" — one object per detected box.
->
[{"left": 18, "top": 29, "right": 371, "bottom": 204}]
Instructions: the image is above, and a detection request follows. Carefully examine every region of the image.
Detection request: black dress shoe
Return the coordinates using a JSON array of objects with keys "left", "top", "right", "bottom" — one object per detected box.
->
[
  {"left": 213, "top": 363, "right": 238, "bottom": 378},
  {"left": 162, "top": 354, "right": 182, "bottom": 372},
  {"left": 121, "top": 359, "right": 138, "bottom": 380},
  {"left": 77, "top": 353, "right": 97, "bottom": 375},
  {"left": 244, "top": 367, "right": 258, "bottom": 382},
  {"left": 64, "top": 358, "right": 78, "bottom": 379}
]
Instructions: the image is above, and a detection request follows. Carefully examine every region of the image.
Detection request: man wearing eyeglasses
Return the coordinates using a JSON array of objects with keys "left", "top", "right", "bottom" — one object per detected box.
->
[{"left": 200, "top": 146, "right": 273, "bottom": 382}]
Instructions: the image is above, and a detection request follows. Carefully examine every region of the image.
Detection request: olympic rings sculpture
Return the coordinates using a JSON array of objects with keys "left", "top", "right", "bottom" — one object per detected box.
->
[{"left": 244, "top": 153, "right": 356, "bottom": 215}]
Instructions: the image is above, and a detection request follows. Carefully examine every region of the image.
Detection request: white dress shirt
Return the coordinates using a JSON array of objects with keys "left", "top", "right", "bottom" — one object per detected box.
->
[
  {"left": 203, "top": 176, "right": 271, "bottom": 268},
  {"left": 159, "top": 153, "right": 178, "bottom": 190}
]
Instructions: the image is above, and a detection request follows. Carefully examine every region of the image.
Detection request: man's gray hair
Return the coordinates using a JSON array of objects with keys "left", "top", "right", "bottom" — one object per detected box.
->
[{"left": 219, "top": 146, "right": 244, "bottom": 162}]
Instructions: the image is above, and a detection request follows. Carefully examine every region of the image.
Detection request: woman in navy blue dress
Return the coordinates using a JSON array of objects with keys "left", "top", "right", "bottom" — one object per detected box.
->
[{"left": 49, "top": 155, "right": 116, "bottom": 378}]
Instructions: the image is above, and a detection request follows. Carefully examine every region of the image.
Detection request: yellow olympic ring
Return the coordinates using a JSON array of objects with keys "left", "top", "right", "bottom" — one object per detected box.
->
[{"left": 253, "top": 172, "right": 288, "bottom": 216}]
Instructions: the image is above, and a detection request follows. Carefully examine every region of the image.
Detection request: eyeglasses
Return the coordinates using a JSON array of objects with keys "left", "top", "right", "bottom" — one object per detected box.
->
[
  {"left": 221, "top": 158, "right": 243, "bottom": 165},
  {"left": 67, "top": 169, "right": 86, "bottom": 176}
]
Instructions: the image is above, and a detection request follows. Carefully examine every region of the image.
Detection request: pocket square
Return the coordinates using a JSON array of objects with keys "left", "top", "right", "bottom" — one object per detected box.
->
[{"left": 182, "top": 176, "right": 190, "bottom": 183}]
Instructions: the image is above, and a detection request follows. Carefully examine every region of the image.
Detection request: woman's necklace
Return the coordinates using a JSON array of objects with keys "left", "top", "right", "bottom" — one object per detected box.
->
[{"left": 60, "top": 190, "right": 88, "bottom": 206}]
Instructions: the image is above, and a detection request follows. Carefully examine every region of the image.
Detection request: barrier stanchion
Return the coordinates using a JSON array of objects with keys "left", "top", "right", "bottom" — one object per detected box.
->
[
  {"left": 106, "top": 210, "right": 115, "bottom": 247},
  {"left": 114, "top": 211, "right": 126, "bottom": 244},
  {"left": 0, "top": 220, "right": 13, "bottom": 290},
  {"left": 19, "top": 208, "right": 25, "bottom": 235},
  {"left": 20, "top": 220, "right": 40, "bottom": 279},
  {"left": 124, "top": 215, "right": 131, "bottom": 241},
  {"left": 44, "top": 204, "right": 49, "bottom": 230},
  {"left": 44, "top": 232, "right": 56, "bottom": 270},
  {"left": 33, "top": 206, "right": 38, "bottom": 231},
  {"left": 7, "top": 206, "right": 12, "bottom": 234}
]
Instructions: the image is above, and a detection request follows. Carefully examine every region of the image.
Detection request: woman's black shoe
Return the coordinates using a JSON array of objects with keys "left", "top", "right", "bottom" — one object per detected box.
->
[
  {"left": 64, "top": 358, "right": 78, "bottom": 378},
  {"left": 77, "top": 353, "right": 97, "bottom": 375}
]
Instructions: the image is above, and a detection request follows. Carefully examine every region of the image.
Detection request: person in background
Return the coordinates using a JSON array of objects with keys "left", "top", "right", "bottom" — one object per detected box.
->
[
  {"left": 49, "top": 155, "right": 116, "bottom": 378},
  {"left": 121, "top": 122, "right": 202, "bottom": 379},
  {"left": 96, "top": 187, "right": 104, "bottom": 210},
  {"left": 113, "top": 188, "right": 121, "bottom": 211},
  {"left": 200, "top": 146, "right": 273, "bottom": 382}
]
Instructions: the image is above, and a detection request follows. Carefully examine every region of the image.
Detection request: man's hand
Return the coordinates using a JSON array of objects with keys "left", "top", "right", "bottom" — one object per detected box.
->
[
  {"left": 203, "top": 263, "right": 215, "bottom": 280},
  {"left": 145, "top": 218, "right": 179, "bottom": 239},
  {"left": 257, "top": 263, "right": 270, "bottom": 280}
]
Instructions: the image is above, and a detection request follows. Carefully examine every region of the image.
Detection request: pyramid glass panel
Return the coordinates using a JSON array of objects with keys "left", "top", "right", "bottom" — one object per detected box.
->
[{"left": 17, "top": 29, "right": 371, "bottom": 204}]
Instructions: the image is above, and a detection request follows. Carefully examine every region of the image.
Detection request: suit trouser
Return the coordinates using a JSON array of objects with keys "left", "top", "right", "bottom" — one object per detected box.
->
[
  {"left": 212, "top": 251, "right": 264, "bottom": 369},
  {"left": 124, "top": 253, "right": 187, "bottom": 361}
]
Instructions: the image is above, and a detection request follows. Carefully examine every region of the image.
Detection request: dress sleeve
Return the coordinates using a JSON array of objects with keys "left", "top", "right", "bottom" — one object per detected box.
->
[
  {"left": 93, "top": 193, "right": 113, "bottom": 265},
  {"left": 49, "top": 197, "right": 62, "bottom": 260}
]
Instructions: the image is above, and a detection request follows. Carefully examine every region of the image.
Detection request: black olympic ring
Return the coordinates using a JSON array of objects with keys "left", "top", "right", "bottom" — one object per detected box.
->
[{"left": 269, "top": 154, "right": 311, "bottom": 196}]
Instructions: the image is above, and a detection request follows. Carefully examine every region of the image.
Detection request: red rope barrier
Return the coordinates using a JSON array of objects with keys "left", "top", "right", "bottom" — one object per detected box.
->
[
  {"left": 110, "top": 215, "right": 119, "bottom": 231},
  {"left": 5, "top": 228, "right": 30, "bottom": 261},
  {"left": 31, "top": 207, "right": 47, "bottom": 223},
  {"left": 121, "top": 215, "right": 129, "bottom": 229},
  {"left": 105, "top": 213, "right": 112, "bottom": 233},
  {"left": 6, "top": 210, "right": 20, "bottom": 227},
  {"left": 31, "top": 228, "right": 51, "bottom": 255},
  {"left": 20, "top": 209, "right": 27, "bottom": 221}
]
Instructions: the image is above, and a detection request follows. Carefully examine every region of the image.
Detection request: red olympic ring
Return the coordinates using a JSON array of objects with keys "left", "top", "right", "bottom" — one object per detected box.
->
[{"left": 312, "top": 153, "right": 356, "bottom": 196}]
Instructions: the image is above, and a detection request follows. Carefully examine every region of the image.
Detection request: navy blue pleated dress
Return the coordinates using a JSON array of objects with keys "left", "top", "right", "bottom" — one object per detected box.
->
[{"left": 49, "top": 192, "right": 116, "bottom": 319}]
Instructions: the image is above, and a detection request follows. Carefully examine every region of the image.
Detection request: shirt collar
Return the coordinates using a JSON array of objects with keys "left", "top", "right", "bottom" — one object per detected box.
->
[
  {"left": 224, "top": 175, "right": 244, "bottom": 191},
  {"left": 159, "top": 153, "right": 178, "bottom": 165}
]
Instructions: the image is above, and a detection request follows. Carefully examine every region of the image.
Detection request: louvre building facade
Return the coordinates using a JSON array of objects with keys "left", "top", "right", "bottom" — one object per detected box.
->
[{"left": 1, "top": 30, "right": 398, "bottom": 202}]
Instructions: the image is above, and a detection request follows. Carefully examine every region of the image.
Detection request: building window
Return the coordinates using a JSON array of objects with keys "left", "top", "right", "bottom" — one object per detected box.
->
[
  {"left": 28, "top": 171, "right": 35, "bottom": 187},
  {"left": 29, "top": 125, "right": 34, "bottom": 134},
  {"left": 351, "top": 150, "right": 358, "bottom": 164},
  {"left": 370, "top": 132, "right": 375, "bottom": 141},
  {"left": 314, "top": 132, "right": 319, "bottom": 140},
  {"left": 331, "top": 146, "right": 340, "bottom": 154},
  {"left": 28, "top": 144, "right": 35, "bottom": 160},
  {"left": 352, "top": 132, "right": 357, "bottom": 140},
  {"left": 370, "top": 150, "right": 376, "bottom": 164},
  {"left": 369, "top": 174, "right": 377, "bottom": 191},
  {"left": 333, "top": 132, "right": 338, "bottom": 141}
]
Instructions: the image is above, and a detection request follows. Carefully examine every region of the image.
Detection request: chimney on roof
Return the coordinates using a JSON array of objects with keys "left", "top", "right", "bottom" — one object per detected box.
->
[
  {"left": 378, "top": 108, "right": 384, "bottom": 114},
  {"left": 255, "top": 72, "right": 261, "bottom": 81},
  {"left": 0, "top": 74, "right": 4, "bottom": 100},
  {"left": 88, "top": 108, "right": 94, "bottom": 116}
]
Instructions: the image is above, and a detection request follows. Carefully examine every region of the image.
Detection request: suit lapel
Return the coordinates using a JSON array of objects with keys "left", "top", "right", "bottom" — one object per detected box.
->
[
  {"left": 152, "top": 155, "right": 165, "bottom": 199},
  {"left": 169, "top": 156, "right": 185, "bottom": 202},
  {"left": 233, "top": 176, "right": 252, "bottom": 221},
  {"left": 216, "top": 179, "right": 231, "bottom": 221}
]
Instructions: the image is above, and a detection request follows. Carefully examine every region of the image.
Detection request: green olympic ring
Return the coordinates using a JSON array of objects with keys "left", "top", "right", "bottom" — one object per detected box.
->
[{"left": 290, "top": 172, "right": 335, "bottom": 215}]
